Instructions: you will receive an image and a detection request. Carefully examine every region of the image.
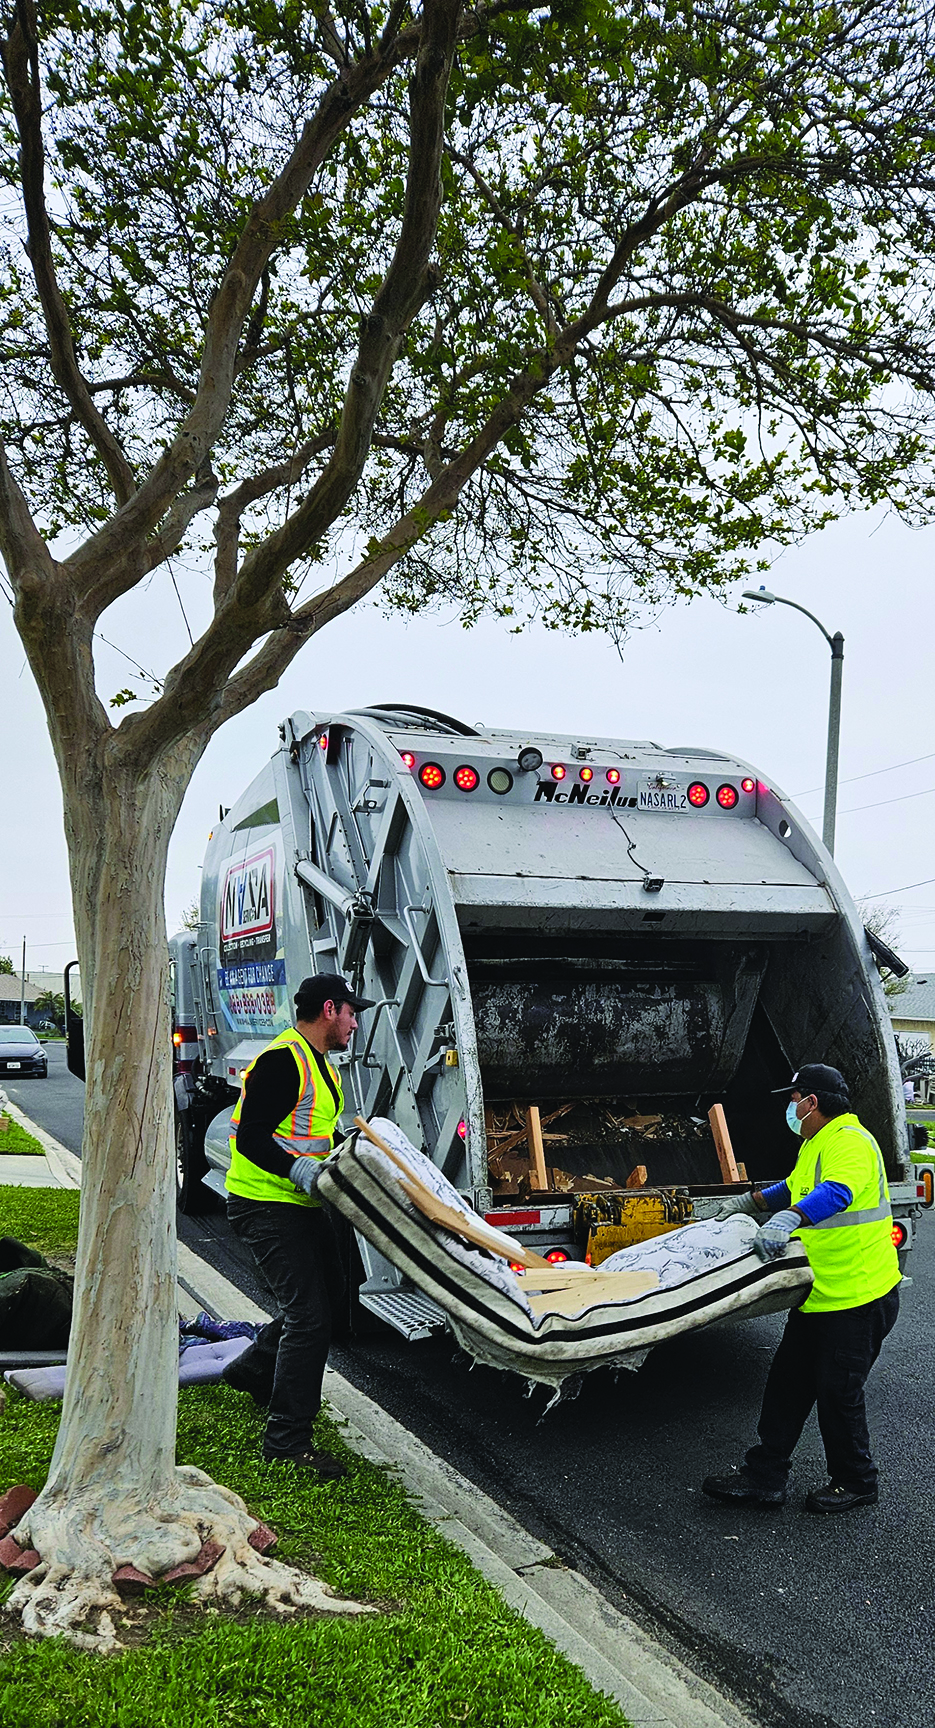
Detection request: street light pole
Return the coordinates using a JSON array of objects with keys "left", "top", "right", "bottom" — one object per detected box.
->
[{"left": 741, "top": 587, "right": 845, "bottom": 856}]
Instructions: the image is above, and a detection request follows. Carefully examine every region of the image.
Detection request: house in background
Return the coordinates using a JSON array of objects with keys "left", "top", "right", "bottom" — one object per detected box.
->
[
  {"left": 0, "top": 975, "right": 41, "bottom": 1027},
  {"left": 890, "top": 976, "right": 935, "bottom": 1105}
]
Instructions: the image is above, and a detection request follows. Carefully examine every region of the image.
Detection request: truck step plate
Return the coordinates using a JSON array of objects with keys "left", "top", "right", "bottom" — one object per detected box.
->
[{"left": 358, "top": 1288, "right": 449, "bottom": 1341}]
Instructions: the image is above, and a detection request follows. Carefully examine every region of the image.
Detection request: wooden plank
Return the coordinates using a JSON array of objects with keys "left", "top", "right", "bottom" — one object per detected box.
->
[
  {"left": 527, "top": 1269, "right": 658, "bottom": 1316},
  {"left": 625, "top": 1164, "right": 648, "bottom": 1189},
  {"left": 708, "top": 1103, "right": 741, "bottom": 1184},
  {"left": 736, "top": 1162, "right": 748, "bottom": 1182},
  {"left": 396, "top": 1177, "right": 552, "bottom": 1270},
  {"left": 515, "top": 1265, "right": 644, "bottom": 1291},
  {"left": 352, "top": 1116, "right": 553, "bottom": 1269},
  {"left": 526, "top": 1105, "right": 549, "bottom": 1191}
]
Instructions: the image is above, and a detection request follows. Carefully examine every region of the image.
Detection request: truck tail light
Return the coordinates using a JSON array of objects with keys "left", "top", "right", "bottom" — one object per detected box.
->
[
  {"left": 921, "top": 1169, "right": 934, "bottom": 1207},
  {"left": 319, "top": 732, "right": 328, "bottom": 753},
  {"left": 488, "top": 768, "right": 513, "bottom": 795},
  {"left": 420, "top": 762, "right": 445, "bottom": 789},
  {"left": 688, "top": 782, "right": 709, "bottom": 807},
  {"left": 454, "top": 765, "right": 479, "bottom": 791},
  {"left": 457, "top": 1119, "right": 466, "bottom": 1139},
  {"left": 546, "top": 1249, "right": 569, "bottom": 1264},
  {"left": 551, "top": 764, "right": 566, "bottom": 780},
  {"left": 741, "top": 777, "right": 755, "bottom": 793},
  {"left": 717, "top": 784, "right": 739, "bottom": 809},
  {"left": 606, "top": 769, "right": 620, "bottom": 784},
  {"left": 891, "top": 1221, "right": 908, "bottom": 1248},
  {"left": 400, "top": 751, "right": 415, "bottom": 769},
  {"left": 579, "top": 767, "right": 593, "bottom": 782}
]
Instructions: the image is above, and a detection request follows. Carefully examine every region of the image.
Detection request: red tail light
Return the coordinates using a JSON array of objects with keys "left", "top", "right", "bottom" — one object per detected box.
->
[
  {"left": 741, "top": 777, "right": 755, "bottom": 793},
  {"left": 892, "top": 1222, "right": 907, "bottom": 1248},
  {"left": 546, "top": 1249, "right": 569, "bottom": 1264},
  {"left": 400, "top": 751, "right": 416, "bottom": 769},
  {"left": 579, "top": 767, "right": 594, "bottom": 782},
  {"left": 551, "top": 764, "right": 566, "bottom": 781},
  {"left": 717, "top": 784, "right": 739, "bottom": 809},
  {"left": 319, "top": 732, "right": 328, "bottom": 752},
  {"left": 457, "top": 1119, "right": 467, "bottom": 1139},
  {"left": 454, "top": 765, "right": 479, "bottom": 791},
  {"left": 420, "top": 762, "right": 445, "bottom": 789},
  {"left": 688, "top": 782, "right": 709, "bottom": 807},
  {"left": 606, "top": 769, "right": 621, "bottom": 784}
]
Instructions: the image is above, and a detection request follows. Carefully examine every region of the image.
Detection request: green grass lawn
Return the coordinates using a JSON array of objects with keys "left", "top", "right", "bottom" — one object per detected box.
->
[
  {"left": 0, "top": 1120, "right": 46, "bottom": 1158},
  {"left": 0, "top": 1191, "right": 629, "bottom": 1728}
]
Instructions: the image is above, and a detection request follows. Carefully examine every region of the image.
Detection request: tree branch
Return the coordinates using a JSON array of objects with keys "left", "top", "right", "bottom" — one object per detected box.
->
[
  {"left": 213, "top": 432, "right": 336, "bottom": 603},
  {"left": 213, "top": 0, "right": 463, "bottom": 611},
  {"left": 61, "top": 0, "right": 487, "bottom": 608},
  {"left": 449, "top": 147, "right": 559, "bottom": 337},
  {"left": 1, "top": 0, "right": 136, "bottom": 506}
]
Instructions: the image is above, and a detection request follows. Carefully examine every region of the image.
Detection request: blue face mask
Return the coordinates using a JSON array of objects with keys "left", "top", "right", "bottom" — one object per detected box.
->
[{"left": 786, "top": 1099, "right": 803, "bottom": 1135}]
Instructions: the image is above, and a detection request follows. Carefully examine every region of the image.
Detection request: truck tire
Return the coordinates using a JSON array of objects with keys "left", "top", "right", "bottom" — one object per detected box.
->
[{"left": 175, "top": 1107, "right": 211, "bottom": 1214}]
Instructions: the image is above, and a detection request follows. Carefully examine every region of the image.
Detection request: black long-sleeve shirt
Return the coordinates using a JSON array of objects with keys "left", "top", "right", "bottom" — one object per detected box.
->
[{"left": 235, "top": 1044, "right": 341, "bottom": 1180}]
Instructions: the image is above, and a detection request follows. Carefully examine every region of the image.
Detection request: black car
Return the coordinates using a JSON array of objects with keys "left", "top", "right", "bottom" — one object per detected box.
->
[{"left": 0, "top": 1026, "right": 48, "bottom": 1078}]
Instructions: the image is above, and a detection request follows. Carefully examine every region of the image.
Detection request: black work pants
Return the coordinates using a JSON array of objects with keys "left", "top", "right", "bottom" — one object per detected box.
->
[
  {"left": 226, "top": 1196, "right": 345, "bottom": 1458},
  {"left": 744, "top": 1284, "right": 899, "bottom": 1494}
]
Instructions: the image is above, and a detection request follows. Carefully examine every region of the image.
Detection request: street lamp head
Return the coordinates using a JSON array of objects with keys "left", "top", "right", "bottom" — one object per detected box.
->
[{"left": 742, "top": 587, "right": 776, "bottom": 604}]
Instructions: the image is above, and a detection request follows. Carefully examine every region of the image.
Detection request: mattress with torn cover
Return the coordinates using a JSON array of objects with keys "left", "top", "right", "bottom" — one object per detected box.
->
[{"left": 319, "top": 1120, "right": 813, "bottom": 1388}]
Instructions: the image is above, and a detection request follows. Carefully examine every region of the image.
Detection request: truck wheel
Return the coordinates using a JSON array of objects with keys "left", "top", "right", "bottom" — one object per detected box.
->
[{"left": 175, "top": 1108, "right": 210, "bottom": 1214}]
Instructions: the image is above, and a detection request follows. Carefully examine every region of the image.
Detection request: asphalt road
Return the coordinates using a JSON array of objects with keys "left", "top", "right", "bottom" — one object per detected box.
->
[{"left": 7, "top": 1044, "right": 935, "bottom": 1728}]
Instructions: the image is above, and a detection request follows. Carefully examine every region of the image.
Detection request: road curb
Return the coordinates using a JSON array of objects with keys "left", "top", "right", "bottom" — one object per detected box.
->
[{"left": 3, "top": 1102, "right": 757, "bottom": 1728}]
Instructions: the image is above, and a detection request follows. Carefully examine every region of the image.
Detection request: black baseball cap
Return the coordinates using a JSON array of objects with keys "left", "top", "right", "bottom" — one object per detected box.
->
[
  {"left": 294, "top": 973, "right": 375, "bottom": 1018},
  {"left": 771, "top": 1063, "right": 849, "bottom": 1102}
]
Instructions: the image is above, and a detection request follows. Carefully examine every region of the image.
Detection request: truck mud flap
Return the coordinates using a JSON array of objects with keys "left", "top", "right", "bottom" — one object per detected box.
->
[{"left": 319, "top": 1119, "right": 813, "bottom": 1391}]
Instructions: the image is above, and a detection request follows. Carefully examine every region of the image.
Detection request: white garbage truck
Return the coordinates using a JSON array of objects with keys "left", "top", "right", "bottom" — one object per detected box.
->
[{"left": 168, "top": 703, "right": 931, "bottom": 1338}]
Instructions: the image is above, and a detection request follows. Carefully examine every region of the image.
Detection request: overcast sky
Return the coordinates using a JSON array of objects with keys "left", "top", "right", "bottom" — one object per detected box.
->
[{"left": 2, "top": 501, "right": 933, "bottom": 982}]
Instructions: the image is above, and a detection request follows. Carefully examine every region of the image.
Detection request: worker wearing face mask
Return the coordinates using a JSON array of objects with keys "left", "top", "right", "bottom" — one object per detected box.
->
[{"left": 702, "top": 1064, "right": 900, "bottom": 1514}]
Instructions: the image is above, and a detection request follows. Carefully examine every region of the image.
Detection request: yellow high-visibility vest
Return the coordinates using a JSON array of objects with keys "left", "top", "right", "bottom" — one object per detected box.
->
[
  {"left": 788, "top": 1113, "right": 900, "bottom": 1312},
  {"left": 225, "top": 1025, "right": 343, "bottom": 1207}
]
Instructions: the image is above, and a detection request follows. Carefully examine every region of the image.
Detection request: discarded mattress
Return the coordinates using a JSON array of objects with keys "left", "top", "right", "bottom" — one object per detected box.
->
[
  {"left": 320, "top": 1120, "right": 814, "bottom": 1388},
  {"left": 5, "top": 1335, "right": 251, "bottom": 1403}
]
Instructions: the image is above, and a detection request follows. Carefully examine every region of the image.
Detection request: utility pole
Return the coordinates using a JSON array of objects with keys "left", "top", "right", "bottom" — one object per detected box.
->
[
  {"left": 742, "top": 588, "right": 844, "bottom": 855},
  {"left": 19, "top": 936, "right": 26, "bottom": 1025}
]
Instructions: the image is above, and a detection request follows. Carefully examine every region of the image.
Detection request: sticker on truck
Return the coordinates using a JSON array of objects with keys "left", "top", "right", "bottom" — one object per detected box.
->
[{"left": 217, "top": 843, "right": 291, "bottom": 1036}]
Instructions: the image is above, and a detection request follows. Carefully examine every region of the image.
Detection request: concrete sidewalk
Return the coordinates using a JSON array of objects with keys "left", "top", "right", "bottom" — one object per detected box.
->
[{"left": 0, "top": 1101, "right": 759, "bottom": 1728}]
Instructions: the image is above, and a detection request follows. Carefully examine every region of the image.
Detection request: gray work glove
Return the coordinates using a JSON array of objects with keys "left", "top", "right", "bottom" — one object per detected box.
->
[
  {"left": 752, "top": 1209, "right": 801, "bottom": 1262},
  {"left": 289, "top": 1156, "right": 326, "bottom": 1199},
  {"left": 714, "top": 1192, "right": 763, "bottom": 1222}
]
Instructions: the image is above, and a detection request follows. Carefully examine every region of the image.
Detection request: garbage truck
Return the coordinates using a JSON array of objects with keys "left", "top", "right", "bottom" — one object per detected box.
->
[{"left": 168, "top": 703, "right": 932, "bottom": 1339}]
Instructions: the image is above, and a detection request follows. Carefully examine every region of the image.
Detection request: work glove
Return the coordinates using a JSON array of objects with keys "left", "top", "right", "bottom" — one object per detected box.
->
[
  {"left": 752, "top": 1209, "right": 801, "bottom": 1262},
  {"left": 289, "top": 1156, "right": 326, "bottom": 1199},
  {"left": 714, "top": 1192, "right": 763, "bottom": 1222}
]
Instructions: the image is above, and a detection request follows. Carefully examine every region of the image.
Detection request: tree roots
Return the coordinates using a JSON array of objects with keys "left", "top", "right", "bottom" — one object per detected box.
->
[{"left": 4, "top": 1464, "right": 371, "bottom": 1650}]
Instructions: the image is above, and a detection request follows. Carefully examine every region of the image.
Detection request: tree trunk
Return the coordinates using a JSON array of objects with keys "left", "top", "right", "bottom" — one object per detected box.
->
[{"left": 7, "top": 752, "right": 367, "bottom": 1646}]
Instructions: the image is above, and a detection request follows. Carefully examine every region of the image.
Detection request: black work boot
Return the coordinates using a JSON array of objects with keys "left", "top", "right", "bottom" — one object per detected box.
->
[
  {"left": 805, "top": 1481, "right": 878, "bottom": 1514},
  {"left": 702, "top": 1468, "right": 786, "bottom": 1507}
]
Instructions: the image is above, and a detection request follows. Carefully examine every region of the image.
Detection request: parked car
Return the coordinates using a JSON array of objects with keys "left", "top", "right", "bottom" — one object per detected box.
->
[{"left": 0, "top": 1026, "right": 48, "bottom": 1078}]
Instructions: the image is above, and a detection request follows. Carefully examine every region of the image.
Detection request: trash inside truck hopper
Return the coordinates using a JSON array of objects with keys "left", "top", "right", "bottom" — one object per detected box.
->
[{"left": 171, "top": 703, "right": 922, "bottom": 1340}]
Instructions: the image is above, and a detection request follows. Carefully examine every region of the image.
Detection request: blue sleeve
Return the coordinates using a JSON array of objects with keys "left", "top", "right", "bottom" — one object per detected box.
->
[
  {"left": 760, "top": 1181, "right": 791, "bottom": 1212},
  {"left": 792, "top": 1180, "right": 853, "bottom": 1225}
]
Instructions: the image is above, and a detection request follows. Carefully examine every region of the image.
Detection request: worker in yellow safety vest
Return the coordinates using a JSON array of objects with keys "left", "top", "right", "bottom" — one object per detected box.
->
[
  {"left": 702, "top": 1063, "right": 900, "bottom": 1514},
  {"left": 222, "top": 972, "right": 373, "bottom": 1473}
]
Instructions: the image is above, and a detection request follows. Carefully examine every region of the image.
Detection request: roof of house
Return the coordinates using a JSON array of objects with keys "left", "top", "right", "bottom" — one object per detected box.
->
[
  {"left": 0, "top": 975, "right": 40, "bottom": 1003},
  {"left": 890, "top": 975, "right": 935, "bottom": 1024}
]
